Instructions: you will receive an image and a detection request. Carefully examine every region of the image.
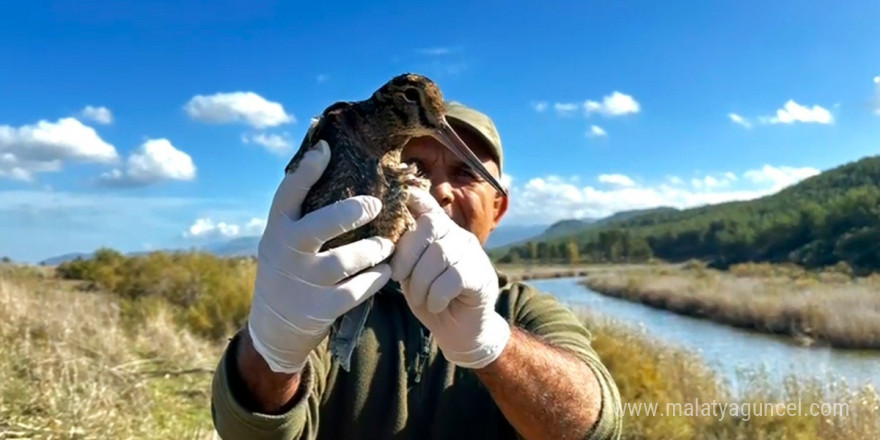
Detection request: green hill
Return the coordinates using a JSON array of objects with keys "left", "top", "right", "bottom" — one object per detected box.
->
[{"left": 494, "top": 155, "right": 880, "bottom": 274}]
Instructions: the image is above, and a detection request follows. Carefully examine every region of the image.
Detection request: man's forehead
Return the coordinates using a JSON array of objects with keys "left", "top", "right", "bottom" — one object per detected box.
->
[{"left": 403, "top": 126, "right": 498, "bottom": 166}]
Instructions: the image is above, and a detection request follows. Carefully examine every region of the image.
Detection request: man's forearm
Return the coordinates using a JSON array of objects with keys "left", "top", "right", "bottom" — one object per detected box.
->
[
  {"left": 474, "top": 326, "right": 604, "bottom": 440},
  {"left": 232, "top": 327, "right": 306, "bottom": 414}
]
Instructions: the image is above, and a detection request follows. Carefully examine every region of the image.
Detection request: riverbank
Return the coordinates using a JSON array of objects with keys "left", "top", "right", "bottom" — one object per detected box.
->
[
  {"left": 581, "top": 308, "right": 879, "bottom": 439},
  {"left": 496, "top": 263, "right": 656, "bottom": 281},
  {"left": 580, "top": 262, "right": 880, "bottom": 350}
]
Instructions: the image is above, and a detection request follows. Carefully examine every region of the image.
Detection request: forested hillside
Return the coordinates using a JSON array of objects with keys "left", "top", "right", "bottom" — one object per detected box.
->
[{"left": 493, "top": 155, "right": 880, "bottom": 274}]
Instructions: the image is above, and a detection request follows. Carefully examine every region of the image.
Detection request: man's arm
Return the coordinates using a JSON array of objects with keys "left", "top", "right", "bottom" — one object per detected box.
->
[
  {"left": 474, "top": 326, "right": 605, "bottom": 440},
  {"left": 387, "top": 188, "right": 622, "bottom": 439},
  {"left": 231, "top": 327, "right": 305, "bottom": 414},
  {"left": 211, "top": 328, "right": 326, "bottom": 440}
]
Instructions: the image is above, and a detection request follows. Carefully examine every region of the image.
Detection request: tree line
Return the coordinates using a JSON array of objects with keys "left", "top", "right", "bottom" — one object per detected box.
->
[{"left": 494, "top": 155, "right": 880, "bottom": 274}]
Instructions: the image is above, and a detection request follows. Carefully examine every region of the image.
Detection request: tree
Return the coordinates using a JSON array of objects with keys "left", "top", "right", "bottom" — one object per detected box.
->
[{"left": 565, "top": 241, "right": 580, "bottom": 264}]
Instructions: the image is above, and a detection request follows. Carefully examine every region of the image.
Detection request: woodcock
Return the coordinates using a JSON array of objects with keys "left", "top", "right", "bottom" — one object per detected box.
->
[{"left": 283, "top": 73, "right": 507, "bottom": 371}]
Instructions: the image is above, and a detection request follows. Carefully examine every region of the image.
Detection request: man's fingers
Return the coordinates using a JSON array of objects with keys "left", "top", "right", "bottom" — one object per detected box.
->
[
  {"left": 290, "top": 195, "right": 383, "bottom": 253},
  {"left": 334, "top": 263, "right": 392, "bottom": 312},
  {"left": 273, "top": 140, "right": 331, "bottom": 221},
  {"left": 426, "top": 266, "right": 464, "bottom": 314},
  {"left": 307, "top": 236, "right": 395, "bottom": 286},
  {"left": 404, "top": 240, "right": 449, "bottom": 309},
  {"left": 390, "top": 212, "right": 451, "bottom": 281}
]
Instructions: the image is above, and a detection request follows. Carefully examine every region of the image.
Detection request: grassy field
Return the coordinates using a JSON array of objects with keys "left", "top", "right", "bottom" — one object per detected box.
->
[
  {"left": 0, "top": 264, "right": 220, "bottom": 439},
  {"left": 2, "top": 257, "right": 878, "bottom": 439},
  {"left": 581, "top": 261, "right": 880, "bottom": 350}
]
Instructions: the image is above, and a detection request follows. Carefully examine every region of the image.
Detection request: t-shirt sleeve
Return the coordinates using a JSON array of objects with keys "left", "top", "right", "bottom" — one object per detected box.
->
[
  {"left": 504, "top": 282, "right": 623, "bottom": 440},
  {"left": 210, "top": 330, "right": 330, "bottom": 440}
]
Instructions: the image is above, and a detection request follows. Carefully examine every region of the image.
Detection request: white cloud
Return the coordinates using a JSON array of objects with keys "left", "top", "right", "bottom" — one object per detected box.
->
[
  {"left": 690, "top": 173, "right": 736, "bottom": 190},
  {"left": 0, "top": 186, "right": 269, "bottom": 262},
  {"left": 743, "top": 164, "right": 820, "bottom": 192},
  {"left": 500, "top": 173, "right": 514, "bottom": 191},
  {"left": 502, "top": 164, "right": 820, "bottom": 225},
  {"left": 245, "top": 217, "right": 266, "bottom": 235},
  {"left": 0, "top": 117, "right": 118, "bottom": 181},
  {"left": 873, "top": 76, "right": 880, "bottom": 115},
  {"left": 184, "top": 216, "right": 266, "bottom": 239},
  {"left": 533, "top": 92, "right": 640, "bottom": 121},
  {"left": 598, "top": 174, "right": 635, "bottom": 187},
  {"left": 184, "top": 91, "right": 294, "bottom": 129},
  {"left": 184, "top": 218, "right": 240, "bottom": 238},
  {"left": 587, "top": 125, "right": 607, "bottom": 137},
  {"left": 763, "top": 100, "right": 833, "bottom": 125},
  {"left": 242, "top": 132, "right": 293, "bottom": 155},
  {"left": 416, "top": 47, "right": 453, "bottom": 56},
  {"left": 584, "top": 91, "right": 640, "bottom": 117},
  {"left": 728, "top": 112, "right": 752, "bottom": 129},
  {"left": 98, "top": 138, "right": 196, "bottom": 187},
  {"left": 554, "top": 102, "right": 579, "bottom": 116},
  {"left": 80, "top": 106, "right": 114, "bottom": 125}
]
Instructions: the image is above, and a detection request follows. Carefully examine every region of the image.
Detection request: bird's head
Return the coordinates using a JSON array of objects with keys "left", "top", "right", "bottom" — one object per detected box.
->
[
  {"left": 370, "top": 73, "right": 507, "bottom": 196},
  {"left": 370, "top": 73, "right": 446, "bottom": 138}
]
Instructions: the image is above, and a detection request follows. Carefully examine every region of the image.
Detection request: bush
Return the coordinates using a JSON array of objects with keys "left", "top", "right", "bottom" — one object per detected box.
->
[{"left": 57, "top": 249, "right": 255, "bottom": 340}]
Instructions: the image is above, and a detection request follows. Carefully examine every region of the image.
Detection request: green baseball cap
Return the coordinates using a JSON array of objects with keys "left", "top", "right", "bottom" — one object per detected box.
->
[{"left": 444, "top": 101, "right": 504, "bottom": 174}]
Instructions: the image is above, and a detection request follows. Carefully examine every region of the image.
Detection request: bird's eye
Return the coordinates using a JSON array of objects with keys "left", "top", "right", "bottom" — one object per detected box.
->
[{"left": 403, "top": 88, "right": 420, "bottom": 102}]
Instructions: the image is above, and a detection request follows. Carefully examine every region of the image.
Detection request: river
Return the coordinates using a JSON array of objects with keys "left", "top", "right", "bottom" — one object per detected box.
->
[{"left": 530, "top": 277, "right": 879, "bottom": 393}]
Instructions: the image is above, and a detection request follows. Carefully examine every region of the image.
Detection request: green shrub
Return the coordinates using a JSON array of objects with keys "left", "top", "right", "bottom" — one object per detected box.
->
[{"left": 57, "top": 249, "right": 255, "bottom": 341}]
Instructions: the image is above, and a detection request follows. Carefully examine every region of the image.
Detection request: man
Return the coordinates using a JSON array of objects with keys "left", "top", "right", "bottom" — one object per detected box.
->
[{"left": 211, "top": 101, "right": 623, "bottom": 440}]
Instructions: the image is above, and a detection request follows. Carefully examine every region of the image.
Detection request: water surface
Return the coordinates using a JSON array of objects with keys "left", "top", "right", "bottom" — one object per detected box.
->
[{"left": 530, "top": 277, "right": 879, "bottom": 392}]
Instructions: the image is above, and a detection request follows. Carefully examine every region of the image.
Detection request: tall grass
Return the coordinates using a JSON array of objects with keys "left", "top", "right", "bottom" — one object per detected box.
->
[
  {"left": 581, "top": 262, "right": 880, "bottom": 349},
  {"left": 0, "top": 271, "right": 220, "bottom": 439},
  {"left": 579, "top": 309, "right": 880, "bottom": 439}
]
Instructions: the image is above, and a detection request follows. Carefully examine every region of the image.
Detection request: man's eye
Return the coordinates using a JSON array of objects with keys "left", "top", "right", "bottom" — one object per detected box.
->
[{"left": 457, "top": 167, "right": 478, "bottom": 180}]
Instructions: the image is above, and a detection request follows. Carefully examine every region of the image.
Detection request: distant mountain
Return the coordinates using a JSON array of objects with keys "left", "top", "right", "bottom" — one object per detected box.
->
[
  {"left": 203, "top": 236, "right": 260, "bottom": 257},
  {"left": 495, "top": 155, "right": 880, "bottom": 273},
  {"left": 40, "top": 236, "right": 262, "bottom": 266},
  {"left": 541, "top": 219, "right": 596, "bottom": 239},
  {"left": 485, "top": 223, "right": 550, "bottom": 249},
  {"left": 40, "top": 252, "right": 94, "bottom": 266},
  {"left": 593, "top": 207, "right": 679, "bottom": 225}
]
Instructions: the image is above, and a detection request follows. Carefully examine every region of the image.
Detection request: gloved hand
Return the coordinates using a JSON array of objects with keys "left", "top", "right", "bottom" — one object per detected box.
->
[
  {"left": 247, "top": 139, "right": 394, "bottom": 374},
  {"left": 390, "top": 187, "right": 511, "bottom": 369}
]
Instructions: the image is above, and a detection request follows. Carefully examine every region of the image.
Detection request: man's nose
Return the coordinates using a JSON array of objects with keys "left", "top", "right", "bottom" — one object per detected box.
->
[{"left": 429, "top": 177, "right": 454, "bottom": 207}]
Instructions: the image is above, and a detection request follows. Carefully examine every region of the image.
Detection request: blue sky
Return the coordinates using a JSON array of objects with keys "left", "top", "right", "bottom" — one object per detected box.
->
[{"left": 2, "top": 0, "right": 880, "bottom": 262}]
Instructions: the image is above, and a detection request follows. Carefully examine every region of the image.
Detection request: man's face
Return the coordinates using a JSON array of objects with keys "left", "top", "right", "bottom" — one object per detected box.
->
[{"left": 400, "top": 124, "right": 509, "bottom": 246}]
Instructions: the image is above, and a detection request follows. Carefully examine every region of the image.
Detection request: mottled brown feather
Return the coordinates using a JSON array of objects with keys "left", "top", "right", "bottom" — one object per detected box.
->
[{"left": 284, "top": 74, "right": 442, "bottom": 252}]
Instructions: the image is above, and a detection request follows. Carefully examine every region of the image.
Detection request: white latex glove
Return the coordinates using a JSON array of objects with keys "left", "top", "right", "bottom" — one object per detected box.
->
[
  {"left": 248, "top": 140, "right": 394, "bottom": 374},
  {"left": 390, "top": 187, "right": 511, "bottom": 369}
]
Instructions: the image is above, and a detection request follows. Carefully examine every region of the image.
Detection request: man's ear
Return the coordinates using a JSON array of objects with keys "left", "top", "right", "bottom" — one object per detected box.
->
[{"left": 490, "top": 193, "right": 509, "bottom": 232}]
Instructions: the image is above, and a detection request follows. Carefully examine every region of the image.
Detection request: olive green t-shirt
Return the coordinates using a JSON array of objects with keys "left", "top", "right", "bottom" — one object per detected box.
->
[{"left": 211, "top": 273, "right": 622, "bottom": 439}]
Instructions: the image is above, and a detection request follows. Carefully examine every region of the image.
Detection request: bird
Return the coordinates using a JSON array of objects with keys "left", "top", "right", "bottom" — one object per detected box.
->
[{"left": 283, "top": 73, "right": 507, "bottom": 371}]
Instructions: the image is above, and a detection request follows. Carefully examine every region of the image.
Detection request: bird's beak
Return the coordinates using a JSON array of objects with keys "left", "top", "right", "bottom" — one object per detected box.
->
[{"left": 432, "top": 118, "right": 508, "bottom": 196}]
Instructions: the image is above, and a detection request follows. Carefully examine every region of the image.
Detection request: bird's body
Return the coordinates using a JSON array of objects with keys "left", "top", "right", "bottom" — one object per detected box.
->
[
  {"left": 285, "top": 98, "right": 423, "bottom": 252},
  {"left": 283, "top": 73, "right": 507, "bottom": 370}
]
